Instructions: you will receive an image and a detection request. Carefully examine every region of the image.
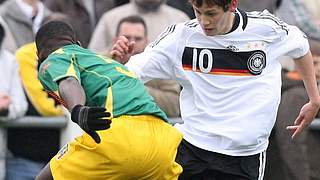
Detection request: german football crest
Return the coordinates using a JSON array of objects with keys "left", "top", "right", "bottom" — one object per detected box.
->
[{"left": 247, "top": 51, "right": 266, "bottom": 75}]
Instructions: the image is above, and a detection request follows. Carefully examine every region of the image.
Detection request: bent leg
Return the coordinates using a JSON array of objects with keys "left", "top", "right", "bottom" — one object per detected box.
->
[{"left": 35, "top": 163, "right": 53, "bottom": 180}]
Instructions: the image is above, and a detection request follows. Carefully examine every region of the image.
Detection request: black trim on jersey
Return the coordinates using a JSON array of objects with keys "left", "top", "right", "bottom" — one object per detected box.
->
[
  {"left": 238, "top": 9, "right": 248, "bottom": 30},
  {"left": 185, "top": 21, "right": 198, "bottom": 28},
  {"left": 228, "top": 12, "right": 240, "bottom": 34},
  {"left": 182, "top": 47, "right": 266, "bottom": 75},
  {"left": 150, "top": 24, "right": 176, "bottom": 48}
]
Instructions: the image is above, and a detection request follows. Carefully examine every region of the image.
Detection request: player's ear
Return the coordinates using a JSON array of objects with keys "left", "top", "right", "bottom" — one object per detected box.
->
[{"left": 229, "top": 0, "right": 238, "bottom": 12}]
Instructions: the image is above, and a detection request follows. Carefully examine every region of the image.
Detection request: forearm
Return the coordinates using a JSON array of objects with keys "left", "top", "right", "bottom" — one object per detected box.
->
[
  {"left": 295, "top": 51, "right": 320, "bottom": 104},
  {"left": 58, "top": 77, "right": 86, "bottom": 111},
  {"left": 58, "top": 78, "right": 110, "bottom": 144}
]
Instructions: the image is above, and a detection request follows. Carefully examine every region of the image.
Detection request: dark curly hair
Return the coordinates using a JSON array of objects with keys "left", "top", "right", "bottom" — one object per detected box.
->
[
  {"left": 189, "top": 0, "right": 232, "bottom": 11},
  {"left": 35, "top": 21, "right": 76, "bottom": 54}
]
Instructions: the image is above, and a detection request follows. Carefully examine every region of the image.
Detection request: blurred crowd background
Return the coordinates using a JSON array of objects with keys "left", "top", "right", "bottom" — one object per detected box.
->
[{"left": 0, "top": 0, "right": 319, "bottom": 180}]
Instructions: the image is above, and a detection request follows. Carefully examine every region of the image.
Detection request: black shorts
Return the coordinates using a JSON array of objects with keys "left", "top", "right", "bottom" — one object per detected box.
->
[{"left": 176, "top": 139, "right": 266, "bottom": 180}]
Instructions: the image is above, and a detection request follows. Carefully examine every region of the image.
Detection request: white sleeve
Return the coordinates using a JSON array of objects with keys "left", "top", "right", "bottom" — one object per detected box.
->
[
  {"left": 277, "top": 25, "right": 310, "bottom": 59},
  {"left": 126, "top": 24, "right": 183, "bottom": 83}
]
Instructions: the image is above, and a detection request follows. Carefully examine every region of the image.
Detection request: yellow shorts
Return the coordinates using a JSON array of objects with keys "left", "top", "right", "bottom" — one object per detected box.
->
[{"left": 50, "top": 115, "right": 183, "bottom": 180}]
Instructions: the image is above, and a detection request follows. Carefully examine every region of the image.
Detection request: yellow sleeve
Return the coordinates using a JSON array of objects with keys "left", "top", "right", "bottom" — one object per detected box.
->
[{"left": 16, "top": 43, "right": 64, "bottom": 116}]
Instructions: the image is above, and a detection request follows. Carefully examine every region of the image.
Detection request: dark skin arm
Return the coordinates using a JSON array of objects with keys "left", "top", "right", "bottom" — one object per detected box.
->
[{"left": 58, "top": 76, "right": 86, "bottom": 111}]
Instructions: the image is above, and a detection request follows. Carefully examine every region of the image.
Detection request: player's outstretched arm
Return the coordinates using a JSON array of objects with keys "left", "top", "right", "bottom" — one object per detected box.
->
[
  {"left": 59, "top": 77, "right": 111, "bottom": 143},
  {"left": 110, "top": 35, "right": 135, "bottom": 64},
  {"left": 287, "top": 51, "right": 320, "bottom": 139}
]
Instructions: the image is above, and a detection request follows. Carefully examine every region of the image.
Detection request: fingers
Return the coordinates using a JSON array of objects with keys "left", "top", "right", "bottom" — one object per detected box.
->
[
  {"left": 110, "top": 36, "right": 135, "bottom": 63},
  {"left": 89, "top": 118, "right": 111, "bottom": 127},
  {"left": 97, "top": 112, "right": 111, "bottom": 118},
  {"left": 287, "top": 115, "right": 310, "bottom": 139},
  {"left": 288, "top": 115, "right": 304, "bottom": 139},
  {"left": 88, "top": 107, "right": 111, "bottom": 119},
  {"left": 113, "top": 36, "right": 131, "bottom": 53},
  {"left": 293, "top": 114, "right": 303, "bottom": 125},
  {"left": 90, "top": 120, "right": 111, "bottom": 130},
  {"left": 92, "top": 111, "right": 111, "bottom": 118},
  {"left": 128, "top": 41, "right": 135, "bottom": 55},
  {"left": 286, "top": 125, "right": 300, "bottom": 139},
  {"left": 88, "top": 107, "right": 106, "bottom": 113},
  {"left": 117, "top": 35, "right": 129, "bottom": 44},
  {"left": 87, "top": 116, "right": 111, "bottom": 131},
  {"left": 110, "top": 49, "right": 124, "bottom": 59},
  {"left": 87, "top": 130, "right": 101, "bottom": 144}
]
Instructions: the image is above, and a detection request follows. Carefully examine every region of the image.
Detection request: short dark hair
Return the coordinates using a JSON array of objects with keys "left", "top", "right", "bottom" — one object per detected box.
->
[
  {"left": 35, "top": 21, "right": 76, "bottom": 54},
  {"left": 116, "top": 15, "right": 147, "bottom": 36},
  {"left": 189, "top": 0, "right": 232, "bottom": 11}
]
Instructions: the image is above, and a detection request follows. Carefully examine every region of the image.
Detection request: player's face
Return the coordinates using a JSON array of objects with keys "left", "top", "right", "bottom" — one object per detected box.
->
[
  {"left": 117, "top": 22, "right": 148, "bottom": 54},
  {"left": 193, "top": 2, "right": 236, "bottom": 36},
  {"left": 37, "top": 49, "right": 47, "bottom": 65}
]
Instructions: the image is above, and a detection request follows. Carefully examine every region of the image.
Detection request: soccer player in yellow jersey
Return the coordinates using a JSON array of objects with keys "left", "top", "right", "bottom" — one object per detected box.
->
[{"left": 35, "top": 21, "right": 183, "bottom": 180}]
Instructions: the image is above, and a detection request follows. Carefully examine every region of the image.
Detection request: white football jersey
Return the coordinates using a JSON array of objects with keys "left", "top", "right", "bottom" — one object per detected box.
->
[{"left": 126, "top": 9, "right": 309, "bottom": 156}]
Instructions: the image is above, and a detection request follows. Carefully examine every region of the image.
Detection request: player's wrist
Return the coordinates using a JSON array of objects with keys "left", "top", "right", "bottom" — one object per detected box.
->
[
  {"left": 310, "top": 96, "right": 320, "bottom": 107},
  {"left": 71, "top": 104, "right": 85, "bottom": 123}
]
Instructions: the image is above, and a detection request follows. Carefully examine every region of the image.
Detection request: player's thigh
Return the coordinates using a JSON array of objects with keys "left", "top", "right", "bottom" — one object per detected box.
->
[
  {"left": 49, "top": 115, "right": 183, "bottom": 180},
  {"left": 35, "top": 163, "right": 53, "bottom": 180},
  {"left": 49, "top": 135, "right": 110, "bottom": 180},
  {"left": 176, "top": 139, "right": 265, "bottom": 180},
  {"left": 107, "top": 115, "right": 183, "bottom": 179}
]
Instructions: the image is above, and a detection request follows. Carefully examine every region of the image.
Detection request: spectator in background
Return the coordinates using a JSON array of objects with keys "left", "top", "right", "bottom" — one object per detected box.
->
[
  {"left": 5, "top": 13, "right": 66, "bottom": 180},
  {"left": 43, "top": 0, "right": 115, "bottom": 47},
  {"left": 113, "top": 16, "right": 148, "bottom": 55},
  {"left": 304, "top": 0, "right": 320, "bottom": 21},
  {"left": 276, "top": 0, "right": 320, "bottom": 42},
  {"left": 89, "top": 0, "right": 189, "bottom": 53},
  {"left": 272, "top": 0, "right": 320, "bottom": 97},
  {"left": 167, "top": 0, "right": 195, "bottom": 19},
  {"left": 237, "top": 0, "right": 279, "bottom": 13},
  {"left": 0, "top": 24, "right": 27, "bottom": 180},
  {"left": 0, "top": 16, "right": 17, "bottom": 53},
  {"left": 113, "top": 15, "right": 180, "bottom": 118},
  {"left": 0, "top": 0, "right": 51, "bottom": 50}
]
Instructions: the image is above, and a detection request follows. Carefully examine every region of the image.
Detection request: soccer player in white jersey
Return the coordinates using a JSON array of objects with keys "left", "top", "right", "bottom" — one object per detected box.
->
[{"left": 110, "top": 0, "right": 320, "bottom": 179}]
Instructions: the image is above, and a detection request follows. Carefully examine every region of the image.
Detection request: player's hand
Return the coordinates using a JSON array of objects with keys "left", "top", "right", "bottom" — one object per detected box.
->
[
  {"left": 287, "top": 101, "right": 320, "bottom": 139},
  {"left": 110, "top": 35, "right": 135, "bottom": 64},
  {"left": 71, "top": 104, "right": 111, "bottom": 143}
]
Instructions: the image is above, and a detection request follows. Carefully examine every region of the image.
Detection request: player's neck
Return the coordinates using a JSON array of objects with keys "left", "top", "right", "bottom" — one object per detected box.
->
[{"left": 218, "top": 13, "right": 236, "bottom": 35}]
